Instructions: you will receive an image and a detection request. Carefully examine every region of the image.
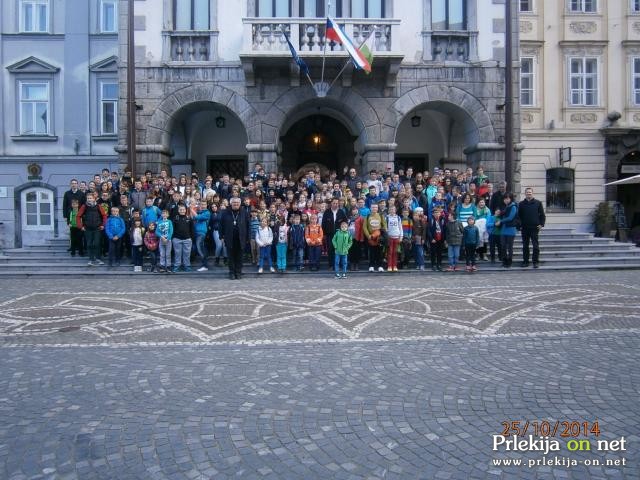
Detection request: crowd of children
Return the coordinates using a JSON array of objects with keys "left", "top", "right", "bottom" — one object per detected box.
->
[{"left": 62, "top": 163, "right": 541, "bottom": 275}]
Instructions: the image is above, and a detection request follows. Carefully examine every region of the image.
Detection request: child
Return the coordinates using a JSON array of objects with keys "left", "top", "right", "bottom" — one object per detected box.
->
[
  {"left": 385, "top": 204, "right": 403, "bottom": 272},
  {"left": 400, "top": 208, "right": 413, "bottom": 269},
  {"left": 288, "top": 214, "right": 306, "bottom": 271},
  {"left": 156, "top": 209, "right": 173, "bottom": 273},
  {"left": 412, "top": 211, "right": 427, "bottom": 271},
  {"left": 141, "top": 197, "right": 161, "bottom": 228},
  {"left": 348, "top": 207, "right": 364, "bottom": 271},
  {"left": 249, "top": 209, "right": 260, "bottom": 265},
  {"left": 192, "top": 201, "right": 211, "bottom": 272},
  {"left": 255, "top": 217, "right": 274, "bottom": 273},
  {"left": 462, "top": 216, "right": 480, "bottom": 272},
  {"left": 332, "top": 220, "right": 353, "bottom": 278},
  {"left": 428, "top": 208, "right": 446, "bottom": 271},
  {"left": 445, "top": 212, "right": 464, "bottom": 272},
  {"left": 67, "top": 198, "right": 84, "bottom": 257},
  {"left": 363, "top": 203, "right": 386, "bottom": 272},
  {"left": 144, "top": 222, "right": 159, "bottom": 272},
  {"left": 130, "top": 218, "right": 145, "bottom": 272},
  {"left": 105, "top": 206, "right": 126, "bottom": 267},
  {"left": 78, "top": 193, "right": 107, "bottom": 266},
  {"left": 275, "top": 214, "right": 289, "bottom": 273},
  {"left": 304, "top": 213, "right": 324, "bottom": 271}
]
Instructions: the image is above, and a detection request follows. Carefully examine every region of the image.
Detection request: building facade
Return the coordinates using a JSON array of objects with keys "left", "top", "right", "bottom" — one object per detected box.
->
[
  {"left": 0, "top": 0, "right": 518, "bottom": 248},
  {"left": 520, "top": 0, "right": 640, "bottom": 232},
  {"left": 0, "top": 0, "right": 119, "bottom": 247}
]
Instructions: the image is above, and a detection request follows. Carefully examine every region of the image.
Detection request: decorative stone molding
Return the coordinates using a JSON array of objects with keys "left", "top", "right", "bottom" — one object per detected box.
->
[
  {"left": 633, "top": 113, "right": 640, "bottom": 123},
  {"left": 522, "top": 113, "right": 534, "bottom": 124},
  {"left": 570, "top": 113, "right": 598, "bottom": 124},
  {"left": 569, "top": 22, "right": 597, "bottom": 34},
  {"left": 633, "top": 22, "right": 640, "bottom": 34},
  {"left": 520, "top": 21, "right": 533, "bottom": 34},
  {"left": 521, "top": 47, "right": 538, "bottom": 56},
  {"left": 562, "top": 46, "right": 605, "bottom": 56}
]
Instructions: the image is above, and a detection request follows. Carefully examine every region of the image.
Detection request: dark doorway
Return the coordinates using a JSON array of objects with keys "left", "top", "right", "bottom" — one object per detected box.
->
[
  {"left": 280, "top": 115, "right": 355, "bottom": 178},
  {"left": 395, "top": 155, "right": 430, "bottom": 174},
  {"left": 618, "top": 151, "right": 640, "bottom": 229},
  {"left": 207, "top": 156, "right": 247, "bottom": 181}
]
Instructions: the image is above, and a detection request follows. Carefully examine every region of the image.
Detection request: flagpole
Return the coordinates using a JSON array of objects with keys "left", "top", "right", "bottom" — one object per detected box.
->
[
  {"left": 321, "top": 2, "right": 331, "bottom": 84},
  {"left": 327, "top": 26, "right": 377, "bottom": 91}
]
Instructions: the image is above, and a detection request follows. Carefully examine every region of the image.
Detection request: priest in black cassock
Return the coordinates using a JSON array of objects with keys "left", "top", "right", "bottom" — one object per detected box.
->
[{"left": 220, "top": 197, "right": 250, "bottom": 280}]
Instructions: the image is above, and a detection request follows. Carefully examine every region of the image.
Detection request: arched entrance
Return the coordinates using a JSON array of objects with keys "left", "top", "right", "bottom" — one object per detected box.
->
[
  {"left": 168, "top": 102, "right": 249, "bottom": 178},
  {"left": 395, "top": 101, "right": 480, "bottom": 173},
  {"left": 279, "top": 115, "right": 355, "bottom": 177}
]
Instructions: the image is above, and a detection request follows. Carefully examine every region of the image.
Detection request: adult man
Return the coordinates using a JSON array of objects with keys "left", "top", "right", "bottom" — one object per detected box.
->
[
  {"left": 345, "top": 167, "right": 359, "bottom": 192},
  {"left": 490, "top": 181, "right": 507, "bottom": 214},
  {"left": 220, "top": 197, "right": 250, "bottom": 280},
  {"left": 518, "top": 187, "right": 546, "bottom": 268},
  {"left": 130, "top": 180, "right": 147, "bottom": 211},
  {"left": 63, "top": 179, "right": 86, "bottom": 223},
  {"left": 321, "top": 198, "right": 348, "bottom": 270}
]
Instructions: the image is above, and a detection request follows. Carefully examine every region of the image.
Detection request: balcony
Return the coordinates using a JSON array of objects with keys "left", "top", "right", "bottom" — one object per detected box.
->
[
  {"left": 162, "top": 30, "right": 219, "bottom": 63},
  {"left": 239, "top": 17, "right": 403, "bottom": 87},
  {"left": 422, "top": 30, "right": 478, "bottom": 63}
]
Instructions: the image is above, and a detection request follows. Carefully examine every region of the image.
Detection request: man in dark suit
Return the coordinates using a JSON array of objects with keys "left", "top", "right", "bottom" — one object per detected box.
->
[
  {"left": 220, "top": 196, "right": 250, "bottom": 280},
  {"left": 322, "top": 198, "right": 348, "bottom": 270}
]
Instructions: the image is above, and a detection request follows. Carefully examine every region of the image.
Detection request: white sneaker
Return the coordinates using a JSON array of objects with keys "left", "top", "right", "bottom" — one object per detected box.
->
[
  {"left": 197, "top": 266, "right": 208, "bottom": 272},
  {"left": 95, "top": 259, "right": 105, "bottom": 266},
  {"left": 378, "top": 267, "right": 384, "bottom": 272},
  {"left": 387, "top": 267, "right": 393, "bottom": 272},
  {"left": 87, "top": 261, "right": 94, "bottom": 266},
  {"left": 270, "top": 267, "right": 275, "bottom": 272},
  {"left": 368, "top": 267, "right": 374, "bottom": 272},
  {"left": 258, "top": 268, "right": 263, "bottom": 273},
  {"left": 134, "top": 266, "right": 142, "bottom": 272}
]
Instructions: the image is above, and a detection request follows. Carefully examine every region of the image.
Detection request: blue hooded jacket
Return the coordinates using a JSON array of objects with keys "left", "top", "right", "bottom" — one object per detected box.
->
[
  {"left": 105, "top": 215, "right": 126, "bottom": 240},
  {"left": 193, "top": 208, "right": 211, "bottom": 237}
]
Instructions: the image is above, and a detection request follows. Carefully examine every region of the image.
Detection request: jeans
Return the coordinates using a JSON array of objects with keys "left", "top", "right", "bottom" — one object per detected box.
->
[
  {"left": 195, "top": 234, "right": 208, "bottom": 267},
  {"left": 521, "top": 226, "right": 540, "bottom": 263},
  {"left": 159, "top": 239, "right": 172, "bottom": 267},
  {"left": 334, "top": 254, "right": 348, "bottom": 274},
  {"left": 250, "top": 239, "right": 258, "bottom": 263},
  {"left": 386, "top": 237, "right": 400, "bottom": 269},
  {"left": 132, "top": 244, "right": 144, "bottom": 267},
  {"left": 349, "top": 240, "right": 363, "bottom": 267},
  {"left": 70, "top": 227, "right": 84, "bottom": 255},
  {"left": 413, "top": 244, "right": 425, "bottom": 267},
  {"left": 258, "top": 245, "right": 272, "bottom": 269},
  {"left": 85, "top": 229, "right": 102, "bottom": 261},
  {"left": 464, "top": 245, "right": 477, "bottom": 266},
  {"left": 172, "top": 238, "right": 192, "bottom": 268},
  {"left": 489, "top": 233, "right": 502, "bottom": 261},
  {"left": 447, "top": 244, "right": 461, "bottom": 267},
  {"left": 147, "top": 250, "right": 158, "bottom": 268},
  {"left": 430, "top": 240, "right": 445, "bottom": 267},
  {"left": 108, "top": 238, "right": 122, "bottom": 265},
  {"left": 276, "top": 243, "right": 288, "bottom": 270},
  {"left": 368, "top": 244, "right": 382, "bottom": 269},
  {"left": 212, "top": 230, "right": 226, "bottom": 259},
  {"left": 308, "top": 245, "right": 321, "bottom": 268},
  {"left": 292, "top": 247, "right": 304, "bottom": 269},
  {"left": 501, "top": 235, "right": 515, "bottom": 266}
]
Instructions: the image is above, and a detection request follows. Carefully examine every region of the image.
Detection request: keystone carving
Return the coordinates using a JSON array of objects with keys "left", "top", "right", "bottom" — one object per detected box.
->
[
  {"left": 570, "top": 113, "right": 597, "bottom": 124},
  {"left": 569, "top": 22, "right": 597, "bottom": 34}
]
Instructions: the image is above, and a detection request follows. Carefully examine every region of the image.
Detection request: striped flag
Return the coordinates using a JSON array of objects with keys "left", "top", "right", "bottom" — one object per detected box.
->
[
  {"left": 325, "top": 17, "right": 372, "bottom": 74},
  {"left": 357, "top": 27, "right": 377, "bottom": 75},
  {"left": 282, "top": 30, "right": 310, "bottom": 76}
]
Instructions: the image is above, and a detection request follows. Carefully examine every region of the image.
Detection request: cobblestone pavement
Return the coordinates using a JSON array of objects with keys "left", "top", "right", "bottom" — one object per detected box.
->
[{"left": 0, "top": 272, "right": 638, "bottom": 479}]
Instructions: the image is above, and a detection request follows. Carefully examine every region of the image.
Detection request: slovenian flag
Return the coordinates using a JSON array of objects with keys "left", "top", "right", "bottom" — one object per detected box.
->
[
  {"left": 325, "top": 17, "right": 372, "bottom": 74},
  {"left": 283, "top": 30, "right": 310, "bottom": 76}
]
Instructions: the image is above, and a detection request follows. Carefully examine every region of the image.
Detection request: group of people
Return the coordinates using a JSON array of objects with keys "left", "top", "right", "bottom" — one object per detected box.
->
[{"left": 61, "top": 163, "right": 546, "bottom": 279}]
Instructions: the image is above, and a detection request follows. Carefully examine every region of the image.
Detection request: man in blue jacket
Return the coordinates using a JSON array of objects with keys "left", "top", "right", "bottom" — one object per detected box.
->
[{"left": 105, "top": 206, "right": 126, "bottom": 267}]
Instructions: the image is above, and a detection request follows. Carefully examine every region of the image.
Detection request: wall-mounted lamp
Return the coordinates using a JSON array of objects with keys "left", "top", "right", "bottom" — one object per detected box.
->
[
  {"left": 411, "top": 115, "right": 421, "bottom": 127},
  {"left": 215, "top": 116, "right": 226, "bottom": 128}
]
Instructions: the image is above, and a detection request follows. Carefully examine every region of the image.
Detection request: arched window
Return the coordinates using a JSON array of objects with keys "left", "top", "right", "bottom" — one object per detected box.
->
[
  {"left": 22, "top": 188, "right": 54, "bottom": 230},
  {"left": 546, "top": 168, "right": 575, "bottom": 213}
]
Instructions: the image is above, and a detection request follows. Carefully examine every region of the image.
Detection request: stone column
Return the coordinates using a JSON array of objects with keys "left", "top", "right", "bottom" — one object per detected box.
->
[
  {"left": 116, "top": 144, "right": 173, "bottom": 176},
  {"left": 361, "top": 143, "right": 397, "bottom": 173},
  {"left": 246, "top": 144, "right": 278, "bottom": 176},
  {"left": 464, "top": 142, "right": 522, "bottom": 195}
]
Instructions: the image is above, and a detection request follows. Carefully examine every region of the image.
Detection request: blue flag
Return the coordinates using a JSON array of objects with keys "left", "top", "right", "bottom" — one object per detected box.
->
[{"left": 283, "top": 32, "right": 310, "bottom": 76}]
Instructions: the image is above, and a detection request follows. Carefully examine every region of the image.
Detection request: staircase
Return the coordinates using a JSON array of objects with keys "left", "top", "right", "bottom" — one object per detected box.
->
[{"left": 0, "top": 228, "right": 639, "bottom": 275}]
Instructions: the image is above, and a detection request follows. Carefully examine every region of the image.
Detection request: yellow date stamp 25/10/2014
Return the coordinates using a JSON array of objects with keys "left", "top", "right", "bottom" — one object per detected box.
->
[{"left": 500, "top": 420, "right": 601, "bottom": 438}]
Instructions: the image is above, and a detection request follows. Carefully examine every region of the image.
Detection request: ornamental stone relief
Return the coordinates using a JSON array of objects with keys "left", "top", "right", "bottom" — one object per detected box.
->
[
  {"left": 633, "top": 113, "right": 640, "bottom": 123},
  {"left": 520, "top": 21, "right": 533, "bottom": 34},
  {"left": 633, "top": 22, "right": 640, "bottom": 34},
  {"left": 570, "top": 112, "right": 598, "bottom": 124},
  {"left": 522, "top": 113, "right": 534, "bottom": 124},
  {"left": 563, "top": 47, "right": 604, "bottom": 56},
  {"left": 569, "top": 22, "right": 597, "bottom": 34}
]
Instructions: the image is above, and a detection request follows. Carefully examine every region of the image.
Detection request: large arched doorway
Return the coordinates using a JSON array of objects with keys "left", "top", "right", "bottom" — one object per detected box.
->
[
  {"left": 169, "top": 102, "right": 249, "bottom": 178},
  {"left": 279, "top": 115, "right": 356, "bottom": 177},
  {"left": 395, "top": 101, "right": 480, "bottom": 173}
]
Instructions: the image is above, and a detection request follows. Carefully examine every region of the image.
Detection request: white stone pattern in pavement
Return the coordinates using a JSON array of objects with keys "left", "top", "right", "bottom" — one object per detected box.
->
[{"left": 0, "top": 283, "right": 639, "bottom": 345}]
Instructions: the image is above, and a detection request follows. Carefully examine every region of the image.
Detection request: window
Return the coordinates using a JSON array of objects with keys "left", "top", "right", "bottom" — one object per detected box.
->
[
  {"left": 19, "top": 82, "right": 49, "bottom": 135},
  {"left": 633, "top": 0, "right": 640, "bottom": 13},
  {"left": 100, "top": 0, "right": 117, "bottom": 32},
  {"left": 20, "top": 0, "right": 49, "bottom": 32},
  {"left": 521, "top": 57, "right": 535, "bottom": 106},
  {"left": 351, "top": 0, "right": 384, "bottom": 18},
  {"left": 633, "top": 58, "right": 640, "bottom": 105},
  {"left": 569, "top": 57, "right": 598, "bottom": 106},
  {"left": 546, "top": 168, "right": 575, "bottom": 213},
  {"left": 100, "top": 82, "right": 118, "bottom": 135},
  {"left": 301, "top": 0, "right": 342, "bottom": 17},
  {"left": 174, "top": 0, "right": 209, "bottom": 30},
  {"left": 569, "top": 0, "right": 596, "bottom": 13},
  {"left": 520, "top": 0, "right": 533, "bottom": 12},
  {"left": 256, "top": 0, "right": 290, "bottom": 17},
  {"left": 432, "top": 0, "right": 466, "bottom": 30},
  {"left": 23, "top": 188, "right": 54, "bottom": 229}
]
